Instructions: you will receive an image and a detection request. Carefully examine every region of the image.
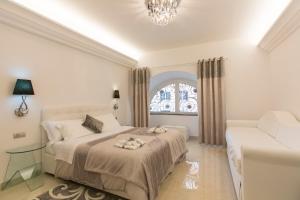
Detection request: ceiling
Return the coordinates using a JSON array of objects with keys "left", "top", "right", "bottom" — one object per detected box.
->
[
  {"left": 60, "top": 0, "right": 290, "bottom": 50},
  {"left": 11, "top": 0, "right": 292, "bottom": 59}
]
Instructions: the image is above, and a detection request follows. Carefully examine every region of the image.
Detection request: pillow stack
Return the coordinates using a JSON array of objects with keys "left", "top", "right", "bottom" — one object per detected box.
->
[{"left": 42, "top": 113, "right": 121, "bottom": 142}]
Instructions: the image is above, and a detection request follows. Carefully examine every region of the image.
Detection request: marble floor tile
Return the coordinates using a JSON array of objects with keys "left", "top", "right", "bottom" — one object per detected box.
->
[{"left": 0, "top": 139, "right": 237, "bottom": 200}]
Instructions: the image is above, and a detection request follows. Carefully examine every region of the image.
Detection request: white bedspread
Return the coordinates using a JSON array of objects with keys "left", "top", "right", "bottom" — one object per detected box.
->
[{"left": 53, "top": 126, "right": 133, "bottom": 164}]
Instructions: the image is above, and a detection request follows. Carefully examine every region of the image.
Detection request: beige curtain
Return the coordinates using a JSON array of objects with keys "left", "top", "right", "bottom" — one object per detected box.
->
[
  {"left": 132, "top": 67, "right": 150, "bottom": 127},
  {"left": 197, "top": 58, "right": 226, "bottom": 145}
]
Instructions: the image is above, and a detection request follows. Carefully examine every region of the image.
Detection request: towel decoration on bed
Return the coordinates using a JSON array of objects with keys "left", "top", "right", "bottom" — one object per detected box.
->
[
  {"left": 148, "top": 125, "right": 168, "bottom": 134},
  {"left": 114, "top": 137, "right": 145, "bottom": 150}
]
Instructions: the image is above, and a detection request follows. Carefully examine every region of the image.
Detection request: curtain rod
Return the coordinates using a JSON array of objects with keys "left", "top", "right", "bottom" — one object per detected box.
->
[{"left": 150, "top": 57, "right": 228, "bottom": 68}]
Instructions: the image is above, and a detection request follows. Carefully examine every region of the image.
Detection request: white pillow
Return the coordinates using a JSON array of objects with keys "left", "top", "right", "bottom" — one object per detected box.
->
[
  {"left": 94, "top": 113, "right": 120, "bottom": 132},
  {"left": 257, "top": 112, "right": 279, "bottom": 138},
  {"left": 276, "top": 125, "right": 300, "bottom": 150},
  {"left": 59, "top": 119, "right": 94, "bottom": 141},
  {"left": 41, "top": 121, "right": 63, "bottom": 142},
  {"left": 257, "top": 111, "right": 298, "bottom": 138}
]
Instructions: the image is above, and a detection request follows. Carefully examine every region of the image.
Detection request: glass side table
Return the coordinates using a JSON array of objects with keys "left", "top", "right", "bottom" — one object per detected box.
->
[{"left": 2, "top": 143, "right": 46, "bottom": 191}]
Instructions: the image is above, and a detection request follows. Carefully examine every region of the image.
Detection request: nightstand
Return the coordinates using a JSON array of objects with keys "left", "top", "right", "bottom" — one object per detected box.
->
[{"left": 2, "top": 143, "right": 46, "bottom": 191}]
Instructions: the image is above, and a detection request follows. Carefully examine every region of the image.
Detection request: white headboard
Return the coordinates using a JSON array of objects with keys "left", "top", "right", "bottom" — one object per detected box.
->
[
  {"left": 42, "top": 104, "right": 112, "bottom": 121},
  {"left": 41, "top": 104, "right": 112, "bottom": 143}
]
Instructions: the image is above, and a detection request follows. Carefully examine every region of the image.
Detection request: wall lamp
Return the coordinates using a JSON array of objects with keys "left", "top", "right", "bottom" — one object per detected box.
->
[
  {"left": 113, "top": 90, "right": 120, "bottom": 119},
  {"left": 13, "top": 79, "right": 35, "bottom": 117}
]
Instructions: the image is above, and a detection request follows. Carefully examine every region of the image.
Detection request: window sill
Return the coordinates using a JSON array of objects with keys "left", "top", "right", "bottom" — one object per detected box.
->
[{"left": 150, "top": 112, "right": 198, "bottom": 116}]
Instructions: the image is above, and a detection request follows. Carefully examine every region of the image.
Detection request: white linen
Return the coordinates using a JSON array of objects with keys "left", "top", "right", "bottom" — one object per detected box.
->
[
  {"left": 54, "top": 126, "right": 133, "bottom": 164},
  {"left": 276, "top": 125, "right": 300, "bottom": 150},
  {"left": 114, "top": 138, "right": 145, "bottom": 150},
  {"left": 41, "top": 121, "right": 63, "bottom": 142},
  {"left": 45, "top": 142, "right": 56, "bottom": 155},
  {"left": 256, "top": 111, "right": 300, "bottom": 150},
  {"left": 148, "top": 127, "right": 167, "bottom": 134},
  {"left": 59, "top": 119, "right": 93, "bottom": 141},
  {"left": 93, "top": 113, "right": 121, "bottom": 132},
  {"left": 226, "top": 127, "right": 286, "bottom": 173},
  {"left": 257, "top": 111, "right": 299, "bottom": 138}
]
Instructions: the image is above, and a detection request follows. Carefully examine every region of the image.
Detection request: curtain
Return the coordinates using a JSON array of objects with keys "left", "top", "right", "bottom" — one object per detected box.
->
[
  {"left": 132, "top": 67, "right": 150, "bottom": 127},
  {"left": 197, "top": 57, "right": 226, "bottom": 145}
]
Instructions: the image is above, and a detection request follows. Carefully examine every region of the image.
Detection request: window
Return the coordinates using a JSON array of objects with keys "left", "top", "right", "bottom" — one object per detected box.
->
[
  {"left": 179, "top": 83, "right": 198, "bottom": 113},
  {"left": 150, "top": 83, "right": 176, "bottom": 112},
  {"left": 150, "top": 80, "right": 198, "bottom": 114}
]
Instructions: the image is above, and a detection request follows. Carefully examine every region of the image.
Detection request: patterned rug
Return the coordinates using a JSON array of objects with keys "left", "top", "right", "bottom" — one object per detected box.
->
[{"left": 33, "top": 182, "right": 127, "bottom": 200}]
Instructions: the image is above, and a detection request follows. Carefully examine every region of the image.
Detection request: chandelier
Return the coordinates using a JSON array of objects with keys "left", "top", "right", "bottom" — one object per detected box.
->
[{"left": 145, "top": 0, "right": 181, "bottom": 26}]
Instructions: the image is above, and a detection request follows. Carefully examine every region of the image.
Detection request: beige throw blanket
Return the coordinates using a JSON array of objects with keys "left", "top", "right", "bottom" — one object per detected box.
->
[
  {"left": 85, "top": 132, "right": 172, "bottom": 200},
  {"left": 56, "top": 127, "right": 187, "bottom": 200}
]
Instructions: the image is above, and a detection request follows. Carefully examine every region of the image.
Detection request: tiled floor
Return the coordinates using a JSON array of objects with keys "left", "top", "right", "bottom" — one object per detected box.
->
[
  {"left": 157, "top": 140, "right": 237, "bottom": 200},
  {"left": 0, "top": 139, "right": 237, "bottom": 200}
]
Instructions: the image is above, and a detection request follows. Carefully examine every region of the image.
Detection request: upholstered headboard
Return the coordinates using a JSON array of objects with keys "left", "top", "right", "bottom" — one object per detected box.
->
[{"left": 41, "top": 104, "right": 112, "bottom": 143}]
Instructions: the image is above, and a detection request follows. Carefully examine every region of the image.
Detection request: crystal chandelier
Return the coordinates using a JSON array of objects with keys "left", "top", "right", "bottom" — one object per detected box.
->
[{"left": 145, "top": 0, "right": 181, "bottom": 26}]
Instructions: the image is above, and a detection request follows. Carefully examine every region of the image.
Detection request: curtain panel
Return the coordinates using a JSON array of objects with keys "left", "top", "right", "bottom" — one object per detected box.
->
[
  {"left": 197, "top": 58, "right": 226, "bottom": 145},
  {"left": 132, "top": 67, "right": 150, "bottom": 127}
]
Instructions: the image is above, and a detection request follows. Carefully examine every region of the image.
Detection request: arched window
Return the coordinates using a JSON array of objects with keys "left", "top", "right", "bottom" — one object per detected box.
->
[{"left": 150, "top": 80, "right": 198, "bottom": 114}]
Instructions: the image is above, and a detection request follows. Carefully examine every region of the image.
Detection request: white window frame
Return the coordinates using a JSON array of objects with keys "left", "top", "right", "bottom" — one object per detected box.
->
[{"left": 150, "top": 79, "right": 198, "bottom": 116}]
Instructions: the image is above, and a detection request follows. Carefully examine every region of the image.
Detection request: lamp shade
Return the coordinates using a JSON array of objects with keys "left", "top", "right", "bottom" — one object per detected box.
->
[
  {"left": 113, "top": 90, "right": 120, "bottom": 99},
  {"left": 13, "top": 79, "right": 34, "bottom": 95}
]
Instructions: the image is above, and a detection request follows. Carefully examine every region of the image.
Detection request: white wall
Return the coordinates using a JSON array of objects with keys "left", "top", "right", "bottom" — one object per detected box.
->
[
  {"left": 139, "top": 38, "right": 272, "bottom": 135},
  {"left": 269, "top": 28, "right": 300, "bottom": 119},
  {"left": 0, "top": 22, "right": 132, "bottom": 183}
]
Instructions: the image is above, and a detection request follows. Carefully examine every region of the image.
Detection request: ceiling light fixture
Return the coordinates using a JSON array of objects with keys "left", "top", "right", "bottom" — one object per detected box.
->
[{"left": 146, "top": 0, "right": 181, "bottom": 26}]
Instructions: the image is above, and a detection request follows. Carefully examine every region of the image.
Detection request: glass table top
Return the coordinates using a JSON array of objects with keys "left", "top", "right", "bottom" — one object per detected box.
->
[{"left": 6, "top": 143, "right": 46, "bottom": 154}]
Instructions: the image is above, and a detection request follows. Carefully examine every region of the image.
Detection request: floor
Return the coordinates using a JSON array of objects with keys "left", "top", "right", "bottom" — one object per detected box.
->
[{"left": 0, "top": 139, "right": 237, "bottom": 200}]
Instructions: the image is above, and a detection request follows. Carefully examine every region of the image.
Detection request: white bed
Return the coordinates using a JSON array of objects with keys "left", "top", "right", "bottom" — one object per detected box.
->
[
  {"left": 41, "top": 104, "right": 116, "bottom": 174},
  {"left": 41, "top": 104, "right": 188, "bottom": 200},
  {"left": 43, "top": 126, "right": 133, "bottom": 173},
  {"left": 41, "top": 105, "right": 150, "bottom": 199}
]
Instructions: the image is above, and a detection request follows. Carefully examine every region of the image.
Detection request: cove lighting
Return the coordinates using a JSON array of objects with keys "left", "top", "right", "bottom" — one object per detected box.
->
[
  {"left": 247, "top": 0, "right": 292, "bottom": 45},
  {"left": 10, "top": 0, "right": 142, "bottom": 60}
]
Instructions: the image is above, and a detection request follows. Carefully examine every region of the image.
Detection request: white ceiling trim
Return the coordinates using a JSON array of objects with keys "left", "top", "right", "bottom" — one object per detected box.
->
[
  {"left": 259, "top": 6, "right": 300, "bottom": 52},
  {"left": 0, "top": 2, "right": 137, "bottom": 68}
]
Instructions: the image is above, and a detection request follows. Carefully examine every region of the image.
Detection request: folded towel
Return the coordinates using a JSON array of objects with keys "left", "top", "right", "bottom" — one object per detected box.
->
[
  {"left": 114, "top": 137, "right": 145, "bottom": 150},
  {"left": 148, "top": 126, "right": 168, "bottom": 134}
]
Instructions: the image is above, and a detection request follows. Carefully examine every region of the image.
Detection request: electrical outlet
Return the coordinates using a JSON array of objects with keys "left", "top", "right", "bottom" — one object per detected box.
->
[{"left": 13, "top": 132, "right": 26, "bottom": 139}]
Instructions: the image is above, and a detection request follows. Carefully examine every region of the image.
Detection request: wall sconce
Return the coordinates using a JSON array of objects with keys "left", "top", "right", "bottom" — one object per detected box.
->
[
  {"left": 113, "top": 90, "right": 120, "bottom": 119},
  {"left": 13, "top": 79, "right": 35, "bottom": 117}
]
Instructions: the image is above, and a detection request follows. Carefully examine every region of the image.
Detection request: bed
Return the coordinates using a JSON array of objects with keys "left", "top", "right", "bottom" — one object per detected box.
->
[{"left": 41, "top": 105, "right": 187, "bottom": 200}]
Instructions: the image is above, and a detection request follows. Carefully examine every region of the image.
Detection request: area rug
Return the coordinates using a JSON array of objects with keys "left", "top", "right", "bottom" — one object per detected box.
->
[{"left": 33, "top": 182, "right": 127, "bottom": 200}]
